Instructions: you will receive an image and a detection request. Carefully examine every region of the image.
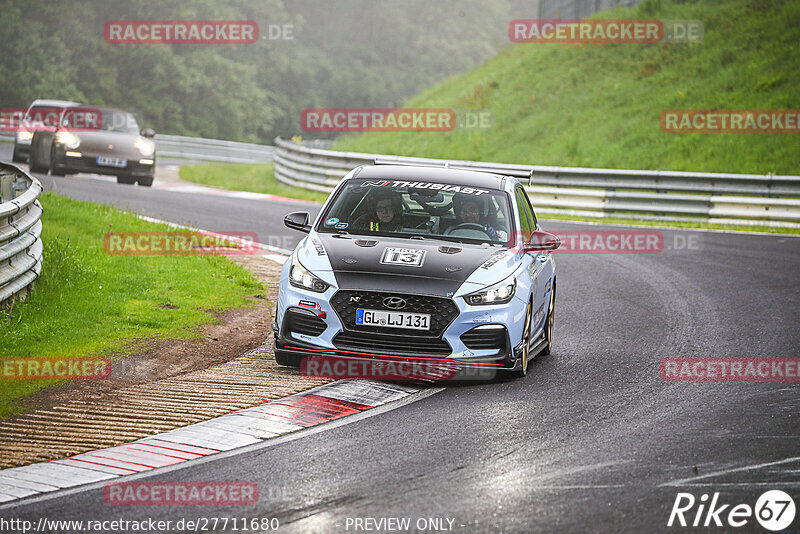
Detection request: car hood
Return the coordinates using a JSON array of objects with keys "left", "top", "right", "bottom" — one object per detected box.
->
[
  {"left": 297, "top": 232, "right": 521, "bottom": 297},
  {"left": 72, "top": 131, "right": 149, "bottom": 158}
]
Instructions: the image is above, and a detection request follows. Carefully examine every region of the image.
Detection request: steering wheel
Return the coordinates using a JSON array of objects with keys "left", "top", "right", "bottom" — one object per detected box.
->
[{"left": 444, "top": 223, "right": 496, "bottom": 240}]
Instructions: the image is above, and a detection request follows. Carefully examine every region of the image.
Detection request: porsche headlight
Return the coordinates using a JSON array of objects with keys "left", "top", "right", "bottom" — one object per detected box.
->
[
  {"left": 464, "top": 274, "right": 516, "bottom": 305},
  {"left": 289, "top": 257, "right": 329, "bottom": 293},
  {"left": 55, "top": 131, "right": 80, "bottom": 149},
  {"left": 134, "top": 137, "right": 155, "bottom": 156}
]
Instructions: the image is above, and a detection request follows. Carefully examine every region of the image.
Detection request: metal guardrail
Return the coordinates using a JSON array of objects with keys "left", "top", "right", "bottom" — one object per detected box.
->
[
  {"left": 153, "top": 134, "right": 275, "bottom": 163},
  {"left": 273, "top": 137, "right": 800, "bottom": 228},
  {"left": 0, "top": 163, "right": 43, "bottom": 305},
  {"left": 0, "top": 132, "right": 275, "bottom": 164}
]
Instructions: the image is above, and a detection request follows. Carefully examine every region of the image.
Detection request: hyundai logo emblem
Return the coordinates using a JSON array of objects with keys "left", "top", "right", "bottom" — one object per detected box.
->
[{"left": 383, "top": 296, "right": 406, "bottom": 310}]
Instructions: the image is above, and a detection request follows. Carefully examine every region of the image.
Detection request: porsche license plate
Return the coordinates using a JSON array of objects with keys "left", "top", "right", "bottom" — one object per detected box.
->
[
  {"left": 96, "top": 156, "right": 127, "bottom": 168},
  {"left": 356, "top": 309, "right": 430, "bottom": 330}
]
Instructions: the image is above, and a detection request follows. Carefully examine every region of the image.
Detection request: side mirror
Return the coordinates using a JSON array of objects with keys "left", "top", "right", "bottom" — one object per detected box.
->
[
  {"left": 523, "top": 230, "right": 561, "bottom": 252},
  {"left": 284, "top": 211, "right": 312, "bottom": 233},
  {"left": 141, "top": 128, "right": 156, "bottom": 138}
]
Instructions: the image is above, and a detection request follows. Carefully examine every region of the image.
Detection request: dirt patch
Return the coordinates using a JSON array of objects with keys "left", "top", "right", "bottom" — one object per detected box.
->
[
  {"left": 14, "top": 299, "right": 272, "bottom": 416},
  {"left": 0, "top": 253, "right": 332, "bottom": 469}
]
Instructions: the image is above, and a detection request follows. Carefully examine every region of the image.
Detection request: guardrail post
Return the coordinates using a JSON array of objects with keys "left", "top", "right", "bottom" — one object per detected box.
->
[{"left": 0, "top": 173, "right": 13, "bottom": 202}]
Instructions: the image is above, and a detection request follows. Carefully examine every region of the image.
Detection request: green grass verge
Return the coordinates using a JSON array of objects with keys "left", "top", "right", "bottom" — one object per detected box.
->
[
  {"left": 179, "top": 163, "right": 329, "bottom": 203},
  {"left": 0, "top": 192, "right": 265, "bottom": 418},
  {"left": 331, "top": 0, "right": 799, "bottom": 175}
]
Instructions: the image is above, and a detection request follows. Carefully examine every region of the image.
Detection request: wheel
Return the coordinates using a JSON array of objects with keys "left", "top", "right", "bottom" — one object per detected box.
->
[
  {"left": 12, "top": 146, "right": 24, "bottom": 163},
  {"left": 29, "top": 139, "right": 48, "bottom": 173},
  {"left": 137, "top": 176, "right": 154, "bottom": 187},
  {"left": 511, "top": 301, "right": 533, "bottom": 378},
  {"left": 275, "top": 350, "right": 302, "bottom": 367},
  {"left": 49, "top": 147, "right": 65, "bottom": 176},
  {"left": 540, "top": 281, "right": 556, "bottom": 356}
]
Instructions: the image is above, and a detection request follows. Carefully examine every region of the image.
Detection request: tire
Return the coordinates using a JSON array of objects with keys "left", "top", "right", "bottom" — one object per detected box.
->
[
  {"left": 12, "top": 146, "right": 24, "bottom": 163},
  {"left": 29, "top": 139, "right": 48, "bottom": 174},
  {"left": 511, "top": 301, "right": 533, "bottom": 378},
  {"left": 275, "top": 350, "right": 302, "bottom": 367},
  {"left": 137, "top": 176, "right": 154, "bottom": 187},
  {"left": 116, "top": 176, "right": 135, "bottom": 185},
  {"left": 540, "top": 281, "right": 556, "bottom": 356}
]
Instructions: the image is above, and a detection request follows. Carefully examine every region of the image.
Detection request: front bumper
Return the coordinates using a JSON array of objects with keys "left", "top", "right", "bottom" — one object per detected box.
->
[
  {"left": 274, "top": 329, "right": 510, "bottom": 381},
  {"left": 274, "top": 282, "right": 532, "bottom": 380},
  {"left": 51, "top": 148, "right": 155, "bottom": 177}
]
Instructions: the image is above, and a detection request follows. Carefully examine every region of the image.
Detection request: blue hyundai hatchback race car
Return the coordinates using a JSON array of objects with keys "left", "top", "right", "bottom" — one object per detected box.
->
[{"left": 273, "top": 163, "right": 560, "bottom": 379}]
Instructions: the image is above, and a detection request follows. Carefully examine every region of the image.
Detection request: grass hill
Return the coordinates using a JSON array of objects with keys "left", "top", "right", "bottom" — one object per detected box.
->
[{"left": 332, "top": 0, "right": 799, "bottom": 175}]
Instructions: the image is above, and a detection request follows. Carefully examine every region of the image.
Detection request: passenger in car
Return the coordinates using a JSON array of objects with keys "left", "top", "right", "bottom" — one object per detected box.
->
[{"left": 354, "top": 190, "right": 404, "bottom": 232}]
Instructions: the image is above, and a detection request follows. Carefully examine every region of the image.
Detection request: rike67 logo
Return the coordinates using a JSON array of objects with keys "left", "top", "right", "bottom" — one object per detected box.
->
[{"left": 668, "top": 490, "right": 796, "bottom": 531}]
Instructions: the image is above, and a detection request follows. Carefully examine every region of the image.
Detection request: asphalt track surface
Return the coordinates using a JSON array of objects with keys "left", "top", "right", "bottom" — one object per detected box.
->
[{"left": 3, "top": 144, "right": 800, "bottom": 533}]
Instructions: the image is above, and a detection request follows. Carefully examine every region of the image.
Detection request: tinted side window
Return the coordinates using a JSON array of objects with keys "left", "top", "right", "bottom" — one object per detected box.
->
[
  {"left": 518, "top": 187, "right": 538, "bottom": 230},
  {"left": 515, "top": 188, "right": 533, "bottom": 241}
]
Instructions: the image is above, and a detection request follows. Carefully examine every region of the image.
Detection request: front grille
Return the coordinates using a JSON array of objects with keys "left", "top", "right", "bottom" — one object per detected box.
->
[
  {"left": 461, "top": 326, "right": 507, "bottom": 351},
  {"left": 330, "top": 290, "right": 458, "bottom": 337},
  {"left": 286, "top": 308, "right": 327, "bottom": 337},
  {"left": 333, "top": 331, "right": 452, "bottom": 356}
]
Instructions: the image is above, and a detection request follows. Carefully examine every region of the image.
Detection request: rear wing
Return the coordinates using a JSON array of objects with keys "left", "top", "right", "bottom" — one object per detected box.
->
[{"left": 372, "top": 158, "right": 533, "bottom": 185}]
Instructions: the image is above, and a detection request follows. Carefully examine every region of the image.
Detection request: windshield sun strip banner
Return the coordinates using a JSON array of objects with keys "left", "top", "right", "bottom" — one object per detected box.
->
[{"left": 360, "top": 180, "right": 491, "bottom": 196}]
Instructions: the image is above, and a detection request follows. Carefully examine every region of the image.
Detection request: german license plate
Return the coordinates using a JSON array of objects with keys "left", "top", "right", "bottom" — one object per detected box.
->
[
  {"left": 96, "top": 156, "right": 127, "bottom": 168},
  {"left": 356, "top": 309, "right": 430, "bottom": 330}
]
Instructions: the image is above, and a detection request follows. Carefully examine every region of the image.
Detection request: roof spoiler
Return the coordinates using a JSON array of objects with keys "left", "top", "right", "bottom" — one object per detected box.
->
[{"left": 373, "top": 158, "right": 534, "bottom": 184}]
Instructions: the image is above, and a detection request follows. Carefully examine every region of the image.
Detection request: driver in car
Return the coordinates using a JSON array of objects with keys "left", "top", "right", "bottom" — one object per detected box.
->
[{"left": 447, "top": 194, "right": 498, "bottom": 240}]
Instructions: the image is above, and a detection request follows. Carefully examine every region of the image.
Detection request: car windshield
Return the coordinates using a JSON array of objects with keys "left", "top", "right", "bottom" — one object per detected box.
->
[
  {"left": 24, "top": 105, "right": 66, "bottom": 128},
  {"left": 97, "top": 109, "right": 140, "bottom": 133},
  {"left": 317, "top": 178, "right": 514, "bottom": 246}
]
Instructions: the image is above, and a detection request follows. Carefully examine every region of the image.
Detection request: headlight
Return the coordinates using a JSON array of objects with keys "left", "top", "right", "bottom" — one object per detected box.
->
[
  {"left": 16, "top": 131, "right": 33, "bottom": 142},
  {"left": 289, "top": 257, "right": 329, "bottom": 293},
  {"left": 55, "top": 131, "right": 80, "bottom": 149},
  {"left": 134, "top": 137, "right": 155, "bottom": 156},
  {"left": 464, "top": 274, "right": 516, "bottom": 305}
]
